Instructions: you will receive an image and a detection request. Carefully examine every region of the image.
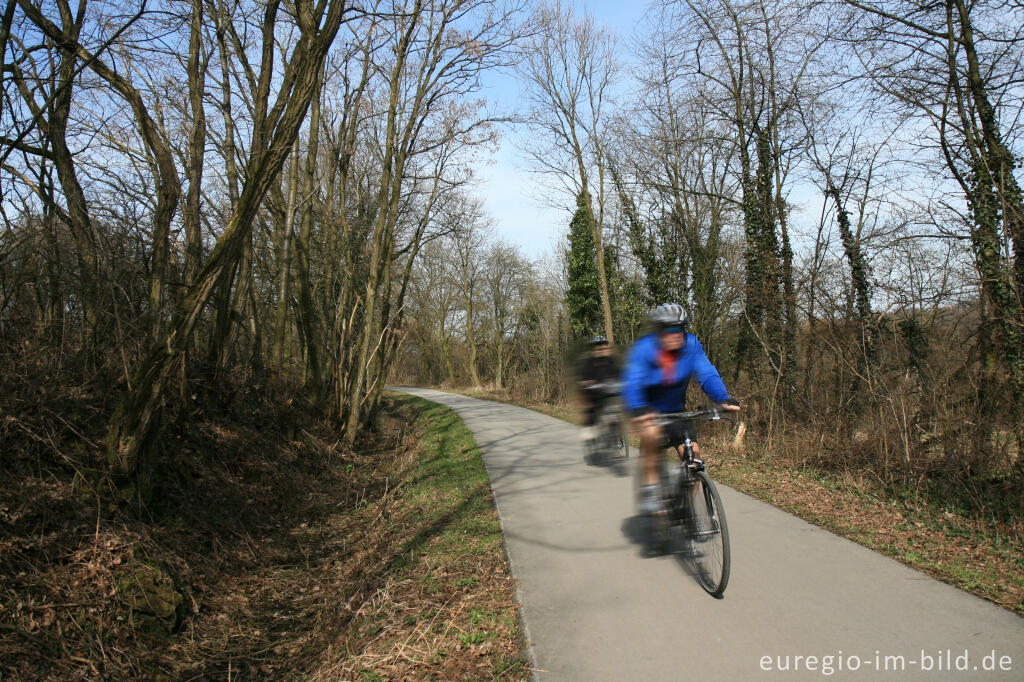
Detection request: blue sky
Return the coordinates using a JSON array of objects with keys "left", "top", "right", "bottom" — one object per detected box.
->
[{"left": 473, "top": 0, "right": 650, "bottom": 260}]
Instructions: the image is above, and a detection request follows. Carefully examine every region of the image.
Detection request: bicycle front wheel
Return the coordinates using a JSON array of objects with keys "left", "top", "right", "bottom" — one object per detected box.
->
[{"left": 689, "top": 471, "right": 731, "bottom": 597}]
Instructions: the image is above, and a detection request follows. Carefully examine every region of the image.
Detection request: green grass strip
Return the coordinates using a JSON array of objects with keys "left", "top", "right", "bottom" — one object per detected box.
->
[
  {"left": 344, "top": 393, "right": 528, "bottom": 680},
  {"left": 393, "top": 394, "right": 505, "bottom": 559}
]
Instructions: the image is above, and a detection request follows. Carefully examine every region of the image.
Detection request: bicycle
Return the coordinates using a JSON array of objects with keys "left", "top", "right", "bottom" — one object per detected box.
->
[
  {"left": 584, "top": 382, "right": 629, "bottom": 463},
  {"left": 646, "top": 407, "right": 732, "bottom": 597}
]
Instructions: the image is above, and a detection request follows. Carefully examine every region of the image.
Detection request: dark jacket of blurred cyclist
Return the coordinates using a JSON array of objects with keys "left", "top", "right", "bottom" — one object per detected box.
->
[
  {"left": 578, "top": 336, "right": 619, "bottom": 438},
  {"left": 622, "top": 304, "right": 740, "bottom": 515}
]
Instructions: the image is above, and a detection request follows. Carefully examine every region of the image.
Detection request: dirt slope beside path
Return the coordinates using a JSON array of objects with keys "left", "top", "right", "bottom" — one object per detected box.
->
[{"left": 394, "top": 387, "right": 1024, "bottom": 681}]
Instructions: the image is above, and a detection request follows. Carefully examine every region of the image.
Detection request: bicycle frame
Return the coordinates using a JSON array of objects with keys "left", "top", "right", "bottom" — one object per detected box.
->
[
  {"left": 674, "top": 437, "right": 703, "bottom": 472},
  {"left": 658, "top": 411, "right": 726, "bottom": 535},
  {"left": 658, "top": 408, "right": 723, "bottom": 478},
  {"left": 647, "top": 407, "right": 733, "bottom": 595}
]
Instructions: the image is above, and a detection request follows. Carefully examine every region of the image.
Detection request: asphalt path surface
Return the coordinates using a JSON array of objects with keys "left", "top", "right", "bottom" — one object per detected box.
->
[{"left": 394, "top": 387, "right": 1024, "bottom": 681}]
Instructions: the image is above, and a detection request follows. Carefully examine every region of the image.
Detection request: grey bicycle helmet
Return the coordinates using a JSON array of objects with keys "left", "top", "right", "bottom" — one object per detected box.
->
[
  {"left": 648, "top": 303, "right": 689, "bottom": 329},
  {"left": 589, "top": 335, "right": 609, "bottom": 346}
]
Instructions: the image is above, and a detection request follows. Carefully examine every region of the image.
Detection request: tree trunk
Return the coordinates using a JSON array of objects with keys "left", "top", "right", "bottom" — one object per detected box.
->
[
  {"left": 495, "top": 335, "right": 504, "bottom": 389},
  {"left": 294, "top": 67, "right": 324, "bottom": 388},
  {"left": 826, "top": 182, "right": 874, "bottom": 359},
  {"left": 465, "top": 303, "right": 482, "bottom": 387},
  {"left": 39, "top": 3, "right": 101, "bottom": 345},
  {"left": 274, "top": 139, "right": 299, "bottom": 367},
  {"left": 590, "top": 199, "right": 616, "bottom": 345},
  {"left": 343, "top": 5, "right": 420, "bottom": 441},
  {"left": 183, "top": 0, "right": 206, "bottom": 288}
]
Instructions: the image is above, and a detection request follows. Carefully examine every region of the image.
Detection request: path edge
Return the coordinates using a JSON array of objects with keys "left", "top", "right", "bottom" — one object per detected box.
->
[{"left": 389, "top": 387, "right": 540, "bottom": 680}]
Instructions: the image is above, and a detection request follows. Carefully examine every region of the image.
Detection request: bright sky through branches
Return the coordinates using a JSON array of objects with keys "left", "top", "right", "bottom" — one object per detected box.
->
[{"left": 474, "top": 0, "right": 647, "bottom": 259}]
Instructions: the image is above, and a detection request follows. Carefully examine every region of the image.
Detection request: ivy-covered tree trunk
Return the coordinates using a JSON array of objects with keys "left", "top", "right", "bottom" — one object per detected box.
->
[
  {"left": 968, "top": 170, "right": 1024, "bottom": 471},
  {"left": 736, "top": 144, "right": 765, "bottom": 384},
  {"left": 754, "top": 127, "right": 783, "bottom": 373},
  {"left": 735, "top": 122, "right": 787, "bottom": 427},
  {"left": 952, "top": 0, "right": 1024, "bottom": 470},
  {"left": 826, "top": 182, "right": 875, "bottom": 362}
]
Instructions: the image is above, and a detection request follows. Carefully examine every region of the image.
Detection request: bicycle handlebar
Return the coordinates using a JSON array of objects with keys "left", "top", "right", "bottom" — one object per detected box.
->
[
  {"left": 658, "top": 407, "right": 733, "bottom": 423},
  {"left": 585, "top": 380, "right": 622, "bottom": 394}
]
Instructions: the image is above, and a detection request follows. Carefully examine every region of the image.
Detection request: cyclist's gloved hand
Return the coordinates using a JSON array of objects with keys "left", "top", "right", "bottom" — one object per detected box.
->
[{"left": 720, "top": 398, "right": 740, "bottom": 411}]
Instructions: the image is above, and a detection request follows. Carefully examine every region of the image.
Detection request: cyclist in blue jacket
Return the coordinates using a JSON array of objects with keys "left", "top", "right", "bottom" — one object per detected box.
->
[{"left": 623, "top": 303, "right": 740, "bottom": 515}]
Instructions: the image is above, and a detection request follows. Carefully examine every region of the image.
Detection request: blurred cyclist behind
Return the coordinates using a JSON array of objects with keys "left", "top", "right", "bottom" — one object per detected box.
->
[
  {"left": 577, "top": 336, "right": 620, "bottom": 443},
  {"left": 622, "top": 304, "right": 740, "bottom": 515}
]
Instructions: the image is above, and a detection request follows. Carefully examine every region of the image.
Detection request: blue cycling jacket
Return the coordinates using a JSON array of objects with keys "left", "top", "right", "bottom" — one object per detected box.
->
[{"left": 622, "top": 333, "right": 731, "bottom": 414}]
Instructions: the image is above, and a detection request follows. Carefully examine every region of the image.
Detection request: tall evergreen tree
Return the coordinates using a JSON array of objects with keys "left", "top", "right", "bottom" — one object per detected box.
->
[
  {"left": 603, "top": 240, "right": 647, "bottom": 345},
  {"left": 566, "top": 192, "right": 602, "bottom": 339}
]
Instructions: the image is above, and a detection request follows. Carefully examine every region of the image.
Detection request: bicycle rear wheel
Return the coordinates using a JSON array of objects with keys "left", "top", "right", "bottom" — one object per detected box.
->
[
  {"left": 619, "top": 417, "right": 630, "bottom": 459},
  {"left": 607, "top": 415, "right": 628, "bottom": 459},
  {"left": 688, "top": 471, "right": 731, "bottom": 597}
]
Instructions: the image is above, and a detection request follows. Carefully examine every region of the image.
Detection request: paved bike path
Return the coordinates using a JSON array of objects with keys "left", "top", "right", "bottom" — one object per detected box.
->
[{"left": 395, "top": 388, "right": 1024, "bottom": 680}]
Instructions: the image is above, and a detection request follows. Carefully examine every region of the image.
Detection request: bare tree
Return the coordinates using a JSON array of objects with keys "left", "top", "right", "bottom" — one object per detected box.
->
[
  {"left": 610, "top": 32, "right": 743, "bottom": 359},
  {"left": 448, "top": 197, "right": 491, "bottom": 387},
  {"left": 338, "top": 0, "right": 525, "bottom": 439},
  {"left": 481, "top": 240, "right": 532, "bottom": 389},
  {"left": 656, "top": 0, "right": 827, "bottom": 417},
  {"left": 105, "top": 0, "right": 354, "bottom": 504},
  {"left": 844, "top": 0, "right": 1024, "bottom": 464},
  {"left": 518, "top": 0, "right": 619, "bottom": 342}
]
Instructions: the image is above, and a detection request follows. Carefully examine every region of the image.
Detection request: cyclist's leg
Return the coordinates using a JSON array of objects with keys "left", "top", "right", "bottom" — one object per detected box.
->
[
  {"left": 586, "top": 401, "right": 601, "bottom": 429},
  {"left": 579, "top": 387, "right": 596, "bottom": 424},
  {"left": 578, "top": 391, "right": 595, "bottom": 440},
  {"left": 639, "top": 419, "right": 663, "bottom": 486}
]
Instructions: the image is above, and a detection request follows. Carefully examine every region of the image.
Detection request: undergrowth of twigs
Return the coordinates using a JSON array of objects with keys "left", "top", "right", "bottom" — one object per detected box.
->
[
  {"left": 1, "top": 356, "right": 527, "bottom": 679},
  {"left": 709, "top": 438, "right": 1024, "bottom": 615}
]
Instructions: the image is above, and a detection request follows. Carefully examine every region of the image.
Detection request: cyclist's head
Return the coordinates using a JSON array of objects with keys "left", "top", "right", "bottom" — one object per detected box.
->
[
  {"left": 648, "top": 303, "right": 688, "bottom": 331},
  {"left": 589, "top": 335, "right": 610, "bottom": 355},
  {"left": 648, "top": 303, "right": 688, "bottom": 350}
]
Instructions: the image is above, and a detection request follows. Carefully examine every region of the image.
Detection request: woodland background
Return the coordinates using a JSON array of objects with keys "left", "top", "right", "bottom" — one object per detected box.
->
[
  {"left": 3, "top": 0, "right": 1023, "bottom": 673},
  {"left": 2, "top": 0, "right": 1022, "bottom": 523}
]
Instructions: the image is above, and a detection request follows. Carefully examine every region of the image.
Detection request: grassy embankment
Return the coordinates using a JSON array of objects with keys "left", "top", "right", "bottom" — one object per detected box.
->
[
  {"left": 1, "top": 382, "right": 528, "bottom": 679},
  {"left": 337, "top": 394, "right": 528, "bottom": 679},
  {"left": 452, "top": 387, "right": 1024, "bottom": 615}
]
